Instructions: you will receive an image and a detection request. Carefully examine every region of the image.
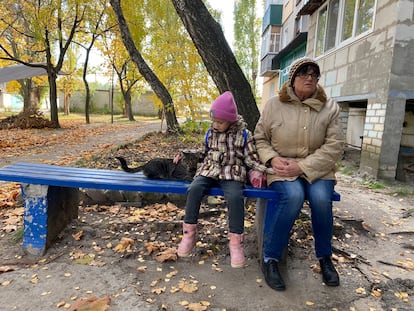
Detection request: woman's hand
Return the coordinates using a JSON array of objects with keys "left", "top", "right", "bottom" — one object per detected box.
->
[{"left": 270, "top": 157, "right": 303, "bottom": 177}]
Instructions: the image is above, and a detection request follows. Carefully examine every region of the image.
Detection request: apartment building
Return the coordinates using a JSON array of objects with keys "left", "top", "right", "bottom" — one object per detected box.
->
[{"left": 259, "top": 0, "right": 414, "bottom": 181}]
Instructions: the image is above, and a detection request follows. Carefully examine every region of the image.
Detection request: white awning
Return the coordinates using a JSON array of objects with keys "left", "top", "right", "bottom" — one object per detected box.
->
[{"left": 0, "top": 64, "right": 66, "bottom": 84}]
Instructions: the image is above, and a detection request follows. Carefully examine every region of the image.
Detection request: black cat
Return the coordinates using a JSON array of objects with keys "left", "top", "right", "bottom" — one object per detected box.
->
[{"left": 115, "top": 150, "right": 201, "bottom": 181}]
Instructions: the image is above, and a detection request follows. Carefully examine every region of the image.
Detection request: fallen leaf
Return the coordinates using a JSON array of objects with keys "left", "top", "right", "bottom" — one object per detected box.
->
[
  {"left": 179, "top": 300, "right": 189, "bottom": 306},
  {"left": 113, "top": 237, "right": 135, "bottom": 253},
  {"left": 371, "top": 288, "right": 382, "bottom": 298},
  {"left": 0, "top": 266, "right": 17, "bottom": 274},
  {"left": 178, "top": 279, "right": 198, "bottom": 293},
  {"left": 73, "top": 254, "right": 95, "bottom": 265},
  {"left": 155, "top": 248, "right": 177, "bottom": 262},
  {"left": 68, "top": 295, "right": 111, "bottom": 311},
  {"left": 355, "top": 287, "right": 366, "bottom": 295},
  {"left": 186, "top": 302, "right": 208, "bottom": 311},
  {"left": 1, "top": 280, "right": 12, "bottom": 286},
  {"left": 165, "top": 270, "right": 178, "bottom": 278},
  {"left": 394, "top": 291, "right": 409, "bottom": 302},
  {"left": 151, "top": 287, "right": 166, "bottom": 295},
  {"left": 145, "top": 241, "right": 160, "bottom": 254},
  {"left": 72, "top": 230, "right": 84, "bottom": 241}
]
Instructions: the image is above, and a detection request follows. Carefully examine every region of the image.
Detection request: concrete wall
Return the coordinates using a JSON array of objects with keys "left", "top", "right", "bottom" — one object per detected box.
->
[{"left": 69, "top": 90, "right": 158, "bottom": 116}]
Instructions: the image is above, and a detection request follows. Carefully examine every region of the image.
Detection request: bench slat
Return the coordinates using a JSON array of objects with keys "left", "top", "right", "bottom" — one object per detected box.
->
[{"left": 0, "top": 162, "right": 280, "bottom": 199}]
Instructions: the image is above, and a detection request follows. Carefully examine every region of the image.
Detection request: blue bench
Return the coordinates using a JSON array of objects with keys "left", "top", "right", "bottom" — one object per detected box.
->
[{"left": 0, "top": 162, "right": 340, "bottom": 257}]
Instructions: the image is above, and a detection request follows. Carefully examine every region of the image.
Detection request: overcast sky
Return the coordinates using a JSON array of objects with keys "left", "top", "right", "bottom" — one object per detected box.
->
[{"left": 207, "top": 0, "right": 235, "bottom": 46}]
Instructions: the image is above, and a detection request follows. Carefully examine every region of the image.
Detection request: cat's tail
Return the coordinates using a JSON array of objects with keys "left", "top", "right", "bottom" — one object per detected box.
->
[{"left": 115, "top": 157, "right": 144, "bottom": 173}]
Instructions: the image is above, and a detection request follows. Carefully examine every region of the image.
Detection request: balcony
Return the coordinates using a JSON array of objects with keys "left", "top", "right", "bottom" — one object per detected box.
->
[{"left": 260, "top": 53, "right": 279, "bottom": 77}]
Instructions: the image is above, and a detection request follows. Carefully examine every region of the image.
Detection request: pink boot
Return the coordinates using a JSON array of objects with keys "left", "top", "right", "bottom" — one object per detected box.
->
[
  {"left": 228, "top": 233, "right": 246, "bottom": 268},
  {"left": 177, "top": 223, "right": 197, "bottom": 257}
]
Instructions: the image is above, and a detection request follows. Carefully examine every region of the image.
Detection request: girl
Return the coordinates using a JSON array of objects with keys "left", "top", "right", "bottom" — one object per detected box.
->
[{"left": 177, "top": 91, "right": 272, "bottom": 268}]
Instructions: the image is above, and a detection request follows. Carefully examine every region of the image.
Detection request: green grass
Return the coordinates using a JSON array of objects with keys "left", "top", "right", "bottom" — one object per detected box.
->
[
  {"left": 58, "top": 113, "right": 159, "bottom": 124},
  {"left": 13, "top": 227, "right": 24, "bottom": 243},
  {"left": 1, "top": 111, "right": 159, "bottom": 124},
  {"left": 338, "top": 165, "right": 354, "bottom": 176},
  {"left": 383, "top": 185, "right": 414, "bottom": 196},
  {"left": 363, "top": 180, "right": 385, "bottom": 189}
]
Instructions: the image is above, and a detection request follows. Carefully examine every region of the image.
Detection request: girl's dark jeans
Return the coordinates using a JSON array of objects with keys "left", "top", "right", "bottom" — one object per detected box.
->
[{"left": 184, "top": 176, "right": 245, "bottom": 234}]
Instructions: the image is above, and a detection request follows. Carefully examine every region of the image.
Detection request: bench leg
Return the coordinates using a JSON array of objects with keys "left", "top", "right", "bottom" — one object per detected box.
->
[
  {"left": 255, "top": 198, "right": 280, "bottom": 263},
  {"left": 255, "top": 199, "right": 266, "bottom": 263},
  {"left": 21, "top": 184, "right": 79, "bottom": 256}
]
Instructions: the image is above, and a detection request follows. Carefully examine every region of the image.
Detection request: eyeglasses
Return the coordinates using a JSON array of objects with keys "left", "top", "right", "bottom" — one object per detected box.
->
[{"left": 297, "top": 72, "right": 319, "bottom": 80}]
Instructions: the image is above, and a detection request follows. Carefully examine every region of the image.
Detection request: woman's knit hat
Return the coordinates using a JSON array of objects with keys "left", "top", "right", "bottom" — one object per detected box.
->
[
  {"left": 210, "top": 91, "right": 238, "bottom": 122},
  {"left": 288, "top": 57, "right": 320, "bottom": 86}
]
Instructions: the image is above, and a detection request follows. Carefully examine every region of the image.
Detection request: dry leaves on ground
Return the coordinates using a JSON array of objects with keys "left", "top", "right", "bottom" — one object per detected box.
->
[{"left": 67, "top": 295, "right": 111, "bottom": 311}]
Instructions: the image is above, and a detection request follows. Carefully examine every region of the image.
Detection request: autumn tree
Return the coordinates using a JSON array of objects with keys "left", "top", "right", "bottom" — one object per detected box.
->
[
  {"left": 0, "top": 2, "right": 46, "bottom": 111},
  {"left": 145, "top": 0, "right": 213, "bottom": 120},
  {"left": 75, "top": 0, "right": 114, "bottom": 124},
  {"left": 171, "top": 0, "right": 260, "bottom": 131},
  {"left": 110, "top": 0, "right": 180, "bottom": 133},
  {"left": 234, "top": 0, "right": 260, "bottom": 97},
  {"left": 102, "top": 33, "right": 143, "bottom": 121},
  {"left": 0, "top": 0, "right": 86, "bottom": 128},
  {"left": 99, "top": 3, "right": 146, "bottom": 121}
]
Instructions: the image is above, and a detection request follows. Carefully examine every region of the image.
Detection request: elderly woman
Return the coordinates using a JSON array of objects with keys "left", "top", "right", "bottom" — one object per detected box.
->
[{"left": 254, "top": 58, "right": 344, "bottom": 291}]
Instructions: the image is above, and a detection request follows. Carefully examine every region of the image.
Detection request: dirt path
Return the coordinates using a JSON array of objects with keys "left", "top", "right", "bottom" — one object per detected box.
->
[{"left": 0, "top": 122, "right": 413, "bottom": 311}]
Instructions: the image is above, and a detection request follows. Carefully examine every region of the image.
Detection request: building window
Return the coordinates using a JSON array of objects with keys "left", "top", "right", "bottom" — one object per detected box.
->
[
  {"left": 341, "top": 0, "right": 355, "bottom": 41},
  {"left": 326, "top": 0, "right": 340, "bottom": 50},
  {"left": 261, "top": 25, "right": 281, "bottom": 58},
  {"left": 315, "top": 6, "right": 327, "bottom": 56},
  {"left": 315, "top": 0, "right": 375, "bottom": 57},
  {"left": 355, "top": 0, "right": 375, "bottom": 35}
]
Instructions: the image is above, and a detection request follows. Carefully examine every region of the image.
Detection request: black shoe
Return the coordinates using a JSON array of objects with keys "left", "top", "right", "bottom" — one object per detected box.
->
[
  {"left": 319, "top": 256, "right": 340, "bottom": 286},
  {"left": 261, "top": 259, "right": 286, "bottom": 291}
]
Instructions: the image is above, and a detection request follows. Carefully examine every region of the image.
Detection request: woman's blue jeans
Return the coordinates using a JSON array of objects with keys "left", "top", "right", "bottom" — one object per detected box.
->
[
  {"left": 263, "top": 178, "right": 335, "bottom": 260},
  {"left": 184, "top": 176, "right": 245, "bottom": 234}
]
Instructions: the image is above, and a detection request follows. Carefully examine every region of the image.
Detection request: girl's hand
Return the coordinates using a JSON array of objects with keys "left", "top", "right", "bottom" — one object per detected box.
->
[{"left": 173, "top": 154, "right": 182, "bottom": 164}]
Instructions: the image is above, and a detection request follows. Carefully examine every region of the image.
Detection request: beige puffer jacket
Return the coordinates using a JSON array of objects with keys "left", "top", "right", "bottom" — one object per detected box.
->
[{"left": 254, "top": 82, "right": 344, "bottom": 184}]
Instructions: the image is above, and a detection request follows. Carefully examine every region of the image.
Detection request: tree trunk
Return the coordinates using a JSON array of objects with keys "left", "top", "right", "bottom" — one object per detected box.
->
[
  {"left": 48, "top": 71, "right": 60, "bottom": 128},
  {"left": 170, "top": 0, "right": 260, "bottom": 132},
  {"left": 110, "top": 0, "right": 180, "bottom": 133},
  {"left": 84, "top": 77, "right": 91, "bottom": 124},
  {"left": 83, "top": 46, "right": 92, "bottom": 124},
  {"left": 125, "top": 89, "right": 135, "bottom": 121},
  {"left": 31, "top": 86, "right": 41, "bottom": 109},
  {"left": 21, "top": 80, "right": 31, "bottom": 112},
  {"left": 64, "top": 92, "right": 71, "bottom": 115}
]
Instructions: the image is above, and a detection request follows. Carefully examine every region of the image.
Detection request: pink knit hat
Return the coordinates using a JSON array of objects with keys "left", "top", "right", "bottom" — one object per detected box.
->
[{"left": 210, "top": 91, "right": 238, "bottom": 122}]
